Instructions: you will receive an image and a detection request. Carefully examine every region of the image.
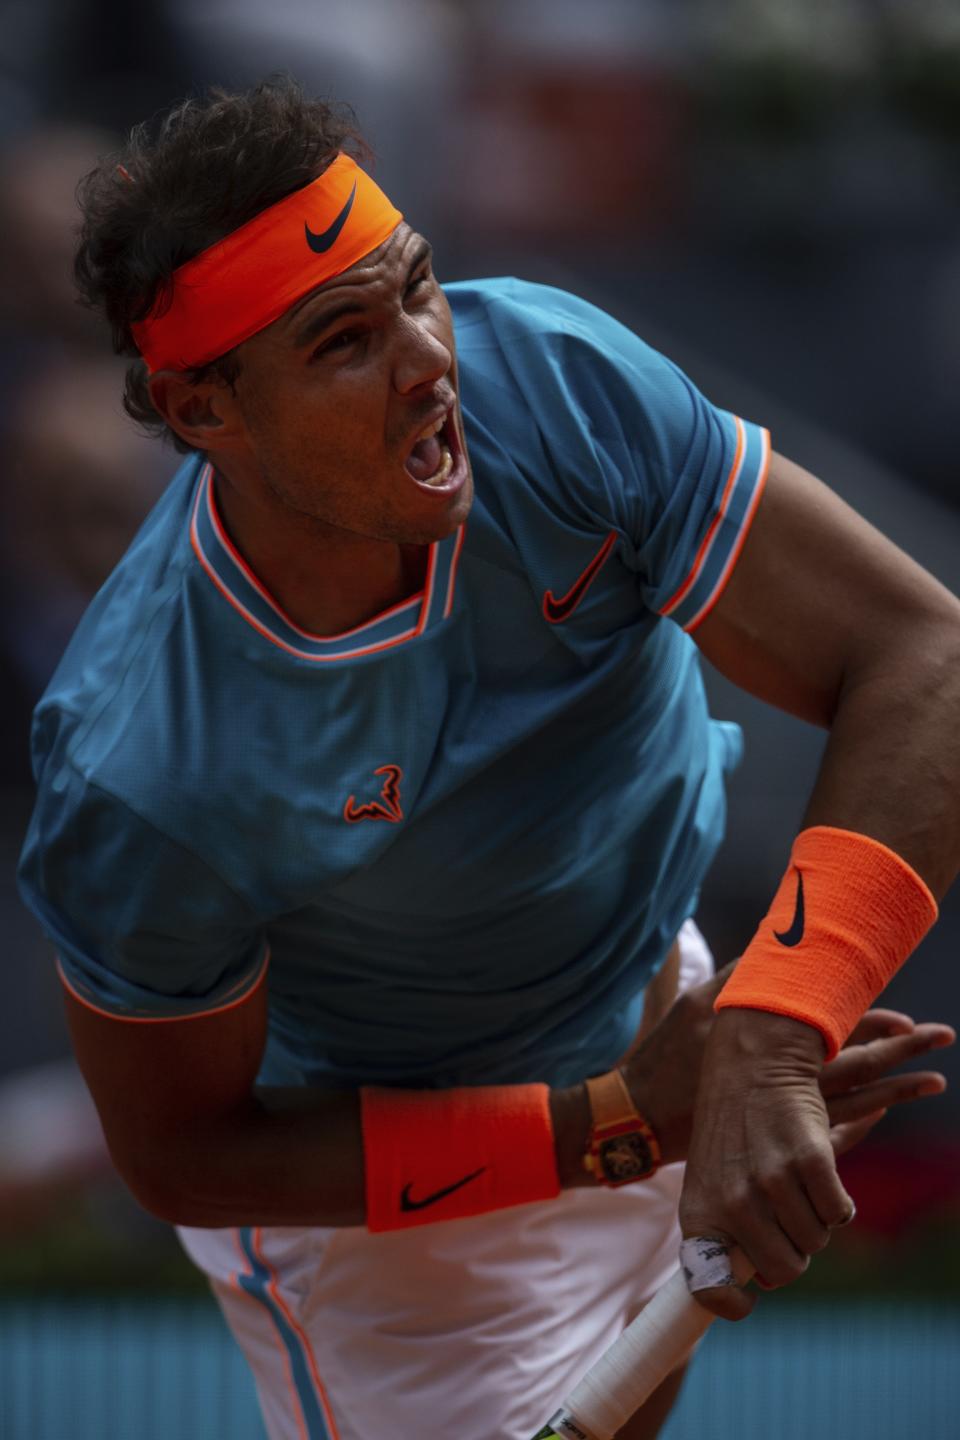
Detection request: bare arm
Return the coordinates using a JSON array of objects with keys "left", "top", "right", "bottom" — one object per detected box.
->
[
  {"left": 62, "top": 977, "right": 367, "bottom": 1226},
  {"left": 695, "top": 450, "right": 960, "bottom": 893},
  {"left": 680, "top": 449, "right": 960, "bottom": 1316},
  {"left": 66, "top": 976, "right": 590, "bottom": 1227},
  {"left": 64, "top": 956, "right": 951, "bottom": 1229}
]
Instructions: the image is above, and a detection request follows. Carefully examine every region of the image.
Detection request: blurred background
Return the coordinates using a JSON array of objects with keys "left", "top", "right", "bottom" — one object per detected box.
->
[{"left": 0, "top": 1, "right": 958, "bottom": 1436}]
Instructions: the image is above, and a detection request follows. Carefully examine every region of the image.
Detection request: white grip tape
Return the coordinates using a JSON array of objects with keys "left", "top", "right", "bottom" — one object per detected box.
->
[
  {"left": 679, "top": 1234, "right": 739, "bottom": 1292},
  {"left": 544, "top": 1246, "right": 753, "bottom": 1440}
]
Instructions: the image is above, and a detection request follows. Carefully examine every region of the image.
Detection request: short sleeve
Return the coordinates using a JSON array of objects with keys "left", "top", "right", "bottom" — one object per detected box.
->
[
  {"left": 623, "top": 368, "right": 770, "bottom": 632},
  {"left": 18, "top": 760, "right": 266, "bottom": 1020},
  {"left": 486, "top": 284, "right": 771, "bottom": 632}
]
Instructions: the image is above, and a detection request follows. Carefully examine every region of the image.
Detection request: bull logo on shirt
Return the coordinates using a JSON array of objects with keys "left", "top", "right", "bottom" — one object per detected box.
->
[{"left": 343, "top": 764, "right": 404, "bottom": 824}]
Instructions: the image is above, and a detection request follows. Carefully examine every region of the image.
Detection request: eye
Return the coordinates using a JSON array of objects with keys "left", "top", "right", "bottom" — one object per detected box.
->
[
  {"left": 311, "top": 328, "right": 361, "bottom": 360},
  {"left": 406, "top": 267, "right": 432, "bottom": 298}
]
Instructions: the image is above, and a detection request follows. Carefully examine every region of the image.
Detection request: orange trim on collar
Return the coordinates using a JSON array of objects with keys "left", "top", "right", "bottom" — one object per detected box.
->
[{"left": 132, "top": 154, "right": 403, "bottom": 373}]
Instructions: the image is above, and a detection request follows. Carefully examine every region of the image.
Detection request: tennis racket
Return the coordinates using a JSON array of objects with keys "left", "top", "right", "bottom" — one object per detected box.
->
[{"left": 529, "top": 1245, "right": 754, "bottom": 1440}]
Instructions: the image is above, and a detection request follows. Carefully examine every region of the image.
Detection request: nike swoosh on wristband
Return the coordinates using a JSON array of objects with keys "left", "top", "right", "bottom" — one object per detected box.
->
[
  {"left": 774, "top": 871, "right": 805, "bottom": 947},
  {"left": 304, "top": 182, "right": 357, "bottom": 253},
  {"left": 399, "top": 1166, "right": 487, "bottom": 1212}
]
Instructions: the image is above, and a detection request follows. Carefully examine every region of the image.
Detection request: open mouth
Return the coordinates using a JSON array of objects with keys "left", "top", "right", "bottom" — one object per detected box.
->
[{"left": 404, "top": 406, "right": 464, "bottom": 492}]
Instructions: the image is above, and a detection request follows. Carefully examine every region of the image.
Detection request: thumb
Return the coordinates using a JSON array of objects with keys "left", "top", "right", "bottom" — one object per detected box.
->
[
  {"left": 690, "top": 1282, "right": 756, "bottom": 1322},
  {"left": 830, "top": 1109, "right": 886, "bottom": 1156},
  {"left": 701, "top": 958, "right": 739, "bottom": 998},
  {"left": 681, "top": 1234, "right": 756, "bottom": 1322}
]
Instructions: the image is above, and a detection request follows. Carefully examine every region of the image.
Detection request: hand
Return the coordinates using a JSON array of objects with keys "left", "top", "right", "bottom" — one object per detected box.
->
[
  {"left": 821, "top": 1007, "right": 953, "bottom": 1154},
  {"left": 677, "top": 1006, "right": 954, "bottom": 1322},
  {"left": 621, "top": 962, "right": 734, "bottom": 1164}
]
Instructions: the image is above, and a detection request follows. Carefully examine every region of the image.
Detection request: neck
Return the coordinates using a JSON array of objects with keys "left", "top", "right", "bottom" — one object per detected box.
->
[{"left": 210, "top": 466, "right": 427, "bottom": 636}]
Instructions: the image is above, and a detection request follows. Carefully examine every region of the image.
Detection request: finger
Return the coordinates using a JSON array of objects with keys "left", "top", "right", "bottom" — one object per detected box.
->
[
  {"left": 826, "top": 1025, "right": 955, "bottom": 1091},
  {"left": 701, "top": 959, "right": 738, "bottom": 997},
  {"left": 844, "top": 1009, "right": 915, "bottom": 1045},
  {"left": 727, "top": 1205, "right": 812, "bottom": 1292},
  {"left": 691, "top": 1282, "right": 756, "bottom": 1321},
  {"left": 826, "top": 1071, "right": 946, "bottom": 1126},
  {"left": 678, "top": 1204, "right": 794, "bottom": 1311},
  {"left": 795, "top": 1144, "right": 854, "bottom": 1231},
  {"left": 821, "top": 1026, "right": 955, "bottom": 1098},
  {"left": 912, "top": 1023, "right": 955, "bottom": 1048},
  {"left": 830, "top": 1109, "right": 886, "bottom": 1156},
  {"left": 762, "top": 1183, "right": 832, "bottom": 1261},
  {"left": 680, "top": 1231, "right": 756, "bottom": 1321}
]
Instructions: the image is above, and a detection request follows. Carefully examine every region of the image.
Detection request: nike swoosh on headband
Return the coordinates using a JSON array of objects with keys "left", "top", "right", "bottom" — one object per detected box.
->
[{"left": 304, "top": 182, "right": 357, "bottom": 253}]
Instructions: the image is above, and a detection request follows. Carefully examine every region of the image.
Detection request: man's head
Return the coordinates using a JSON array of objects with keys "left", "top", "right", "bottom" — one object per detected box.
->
[{"left": 75, "top": 77, "right": 472, "bottom": 547}]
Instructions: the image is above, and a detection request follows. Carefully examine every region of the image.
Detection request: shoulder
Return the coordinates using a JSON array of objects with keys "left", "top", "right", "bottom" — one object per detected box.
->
[
  {"left": 30, "top": 452, "right": 204, "bottom": 796},
  {"left": 447, "top": 277, "right": 688, "bottom": 430},
  {"left": 447, "top": 276, "right": 643, "bottom": 357}
]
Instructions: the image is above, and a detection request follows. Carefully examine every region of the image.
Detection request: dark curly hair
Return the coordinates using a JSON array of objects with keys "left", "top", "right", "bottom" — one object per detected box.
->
[{"left": 74, "top": 76, "right": 369, "bottom": 452}]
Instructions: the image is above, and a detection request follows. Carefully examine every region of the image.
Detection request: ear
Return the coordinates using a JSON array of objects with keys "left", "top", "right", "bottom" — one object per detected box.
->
[{"left": 148, "top": 371, "right": 245, "bottom": 453}]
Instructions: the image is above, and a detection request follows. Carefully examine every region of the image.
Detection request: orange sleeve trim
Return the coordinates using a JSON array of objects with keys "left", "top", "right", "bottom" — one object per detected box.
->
[
  {"left": 660, "top": 416, "right": 746, "bottom": 617},
  {"left": 56, "top": 947, "right": 269, "bottom": 1025},
  {"left": 685, "top": 430, "right": 770, "bottom": 633}
]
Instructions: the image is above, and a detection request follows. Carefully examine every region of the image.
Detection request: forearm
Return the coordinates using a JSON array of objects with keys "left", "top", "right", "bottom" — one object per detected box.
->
[
  {"left": 802, "top": 621, "right": 960, "bottom": 898},
  {"left": 711, "top": 636, "right": 958, "bottom": 1067},
  {"left": 696, "top": 450, "right": 960, "bottom": 899},
  {"left": 137, "top": 1082, "right": 594, "bottom": 1227},
  {"left": 137, "top": 1086, "right": 364, "bottom": 1226}
]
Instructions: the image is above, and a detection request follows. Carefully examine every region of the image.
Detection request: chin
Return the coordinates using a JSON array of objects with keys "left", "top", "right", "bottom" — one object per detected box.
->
[{"left": 394, "top": 473, "right": 473, "bottom": 547}]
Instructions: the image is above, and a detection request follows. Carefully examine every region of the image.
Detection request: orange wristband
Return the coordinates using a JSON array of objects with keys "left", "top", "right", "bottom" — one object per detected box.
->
[
  {"left": 361, "top": 1083, "right": 560, "bottom": 1232},
  {"left": 715, "top": 826, "right": 938, "bottom": 1060}
]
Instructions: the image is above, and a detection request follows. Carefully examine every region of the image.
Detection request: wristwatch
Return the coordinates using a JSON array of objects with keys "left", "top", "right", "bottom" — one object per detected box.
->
[{"left": 583, "top": 1069, "right": 662, "bottom": 1187}]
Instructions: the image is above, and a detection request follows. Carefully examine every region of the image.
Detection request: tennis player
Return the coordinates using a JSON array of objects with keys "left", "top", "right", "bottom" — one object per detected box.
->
[{"left": 18, "top": 79, "right": 959, "bottom": 1440}]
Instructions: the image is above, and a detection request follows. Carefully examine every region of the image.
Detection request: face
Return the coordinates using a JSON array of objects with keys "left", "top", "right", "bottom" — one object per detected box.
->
[{"left": 224, "top": 223, "right": 473, "bottom": 547}]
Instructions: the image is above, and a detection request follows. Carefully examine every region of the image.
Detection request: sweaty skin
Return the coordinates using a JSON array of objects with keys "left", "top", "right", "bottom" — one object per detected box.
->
[{"left": 148, "top": 222, "right": 473, "bottom": 638}]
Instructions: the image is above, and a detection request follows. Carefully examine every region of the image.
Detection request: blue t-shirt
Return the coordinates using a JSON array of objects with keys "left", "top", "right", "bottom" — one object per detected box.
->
[{"left": 18, "top": 280, "right": 769, "bottom": 1090}]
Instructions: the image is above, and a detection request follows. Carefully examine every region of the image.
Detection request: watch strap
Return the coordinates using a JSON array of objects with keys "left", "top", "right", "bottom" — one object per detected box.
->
[
  {"left": 585, "top": 1068, "right": 638, "bottom": 1129},
  {"left": 583, "top": 1069, "right": 662, "bottom": 1185}
]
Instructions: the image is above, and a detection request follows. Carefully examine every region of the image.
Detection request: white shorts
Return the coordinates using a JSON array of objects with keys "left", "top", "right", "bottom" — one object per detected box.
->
[{"left": 178, "top": 920, "right": 713, "bottom": 1440}]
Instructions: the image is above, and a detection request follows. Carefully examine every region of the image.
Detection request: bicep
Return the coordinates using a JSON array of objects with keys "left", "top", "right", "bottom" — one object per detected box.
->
[
  {"left": 693, "top": 449, "right": 960, "bottom": 725},
  {"left": 62, "top": 966, "right": 267, "bottom": 1201}
]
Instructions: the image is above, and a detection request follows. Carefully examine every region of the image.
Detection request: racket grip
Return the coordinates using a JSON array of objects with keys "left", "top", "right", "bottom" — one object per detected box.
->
[{"left": 530, "top": 1248, "right": 753, "bottom": 1440}]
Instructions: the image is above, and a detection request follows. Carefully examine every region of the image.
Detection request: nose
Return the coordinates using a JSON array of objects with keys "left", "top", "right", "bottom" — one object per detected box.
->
[{"left": 393, "top": 315, "right": 451, "bottom": 395}]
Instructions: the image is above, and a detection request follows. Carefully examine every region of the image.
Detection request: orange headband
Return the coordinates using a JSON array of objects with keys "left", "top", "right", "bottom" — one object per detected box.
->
[{"left": 131, "top": 153, "right": 403, "bottom": 374}]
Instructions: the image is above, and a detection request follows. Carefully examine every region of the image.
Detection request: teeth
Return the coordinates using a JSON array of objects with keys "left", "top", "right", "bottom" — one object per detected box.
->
[
  {"left": 417, "top": 414, "right": 446, "bottom": 441},
  {"left": 421, "top": 444, "right": 453, "bottom": 487}
]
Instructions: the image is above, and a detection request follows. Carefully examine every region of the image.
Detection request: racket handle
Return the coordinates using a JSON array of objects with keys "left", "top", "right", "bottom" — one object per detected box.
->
[{"left": 531, "top": 1248, "right": 753, "bottom": 1440}]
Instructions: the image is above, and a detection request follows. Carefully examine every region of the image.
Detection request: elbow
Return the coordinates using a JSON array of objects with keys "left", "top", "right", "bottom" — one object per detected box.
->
[
  {"left": 107, "top": 1140, "right": 218, "bottom": 1227},
  {"left": 124, "top": 1175, "right": 225, "bottom": 1228},
  {"left": 847, "top": 608, "right": 960, "bottom": 703},
  {"left": 127, "top": 1179, "right": 200, "bottom": 1227},
  {"left": 112, "top": 1157, "right": 188, "bottom": 1226}
]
